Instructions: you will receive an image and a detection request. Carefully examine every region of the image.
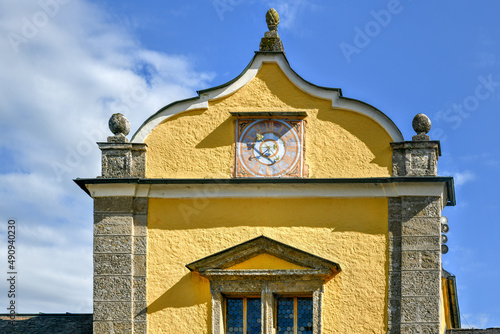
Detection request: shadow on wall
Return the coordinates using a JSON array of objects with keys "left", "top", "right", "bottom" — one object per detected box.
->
[
  {"left": 148, "top": 272, "right": 211, "bottom": 313},
  {"left": 316, "top": 107, "right": 392, "bottom": 174},
  {"left": 196, "top": 117, "right": 234, "bottom": 149},
  {"left": 148, "top": 197, "right": 389, "bottom": 234}
]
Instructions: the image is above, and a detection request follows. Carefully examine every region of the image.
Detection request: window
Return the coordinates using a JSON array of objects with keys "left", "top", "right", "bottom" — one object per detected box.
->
[
  {"left": 186, "top": 236, "right": 341, "bottom": 334},
  {"left": 276, "top": 297, "right": 313, "bottom": 334},
  {"left": 226, "top": 297, "right": 262, "bottom": 334}
]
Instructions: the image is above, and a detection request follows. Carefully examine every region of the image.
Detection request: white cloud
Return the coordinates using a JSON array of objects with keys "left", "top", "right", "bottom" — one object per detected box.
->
[
  {"left": 267, "top": 0, "right": 308, "bottom": 30},
  {"left": 454, "top": 170, "right": 476, "bottom": 187},
  {"left": 442, "top": 169, "right": 476, "bottom": 188},
  {"left": 0, "top": 0, "right": 214, "bottom": 312},
  {"left": 462, "top": 313, "right": 490, "bottom": 329}
]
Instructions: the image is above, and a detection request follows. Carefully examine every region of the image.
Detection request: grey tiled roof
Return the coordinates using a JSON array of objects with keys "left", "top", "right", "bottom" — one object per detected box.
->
[{"left": 0, "top": 314, "right": 92, "bottom": 334}]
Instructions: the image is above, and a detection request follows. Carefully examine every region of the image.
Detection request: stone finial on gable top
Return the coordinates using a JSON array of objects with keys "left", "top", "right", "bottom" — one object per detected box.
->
[
  {"left": 108, "top": 113, "right": 131, "bottom": 143},
  {"left": 259, "top": 8, "right": 285, "bottom": 53},
  {"left": 266, "top": 8, "right": 280, "bottom": 31},
  {"left": 412, "top": 113, "right": 431, "bottom": 141}
]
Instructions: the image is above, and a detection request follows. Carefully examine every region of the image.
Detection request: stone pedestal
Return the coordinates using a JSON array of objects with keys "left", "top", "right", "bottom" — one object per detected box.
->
[
  {"left": 259, "top": 30, "right": 284, "bottom": 52},
  {"left": 391, "top": 141, "right": 440, "bottom": 177},
  {"left": 98, "top": 141, "right": 147, "bottom": 178}
]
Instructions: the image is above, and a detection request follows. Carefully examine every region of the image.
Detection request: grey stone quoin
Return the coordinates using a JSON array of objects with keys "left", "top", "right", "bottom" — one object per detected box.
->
[
  {"left": 93, "top": 114, "right": 147, "bottom": 334},
  {"left": 387, "top": 113, "right": 444, "bottom": 333}
]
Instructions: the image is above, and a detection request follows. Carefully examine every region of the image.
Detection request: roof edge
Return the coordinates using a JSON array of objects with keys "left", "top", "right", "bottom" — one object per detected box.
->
[
  {"left": 74, "top": 176, "right": 455, "bottom": 206},
  {"left": 131, "top": 52, "right": 404, "bottom": 143}
]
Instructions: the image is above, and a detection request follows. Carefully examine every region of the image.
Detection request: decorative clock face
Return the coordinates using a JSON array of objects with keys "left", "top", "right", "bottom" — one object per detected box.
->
[{"left": 235, "top": 119, "right": 303, "bottom": 177}]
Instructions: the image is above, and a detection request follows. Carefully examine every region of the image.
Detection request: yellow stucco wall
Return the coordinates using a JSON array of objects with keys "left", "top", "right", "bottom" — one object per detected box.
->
[
  {"left": 147, "top": 197, "right": 389, "bottom": 333},
  {"left": 144, "top": 63, "right": 393, "bottom": 178},
  {"left": 227, "top": 253, "right": 310, "bottom": 270},
  {"left": 441, "top": 277, "right": 450, "bottom": 333}
]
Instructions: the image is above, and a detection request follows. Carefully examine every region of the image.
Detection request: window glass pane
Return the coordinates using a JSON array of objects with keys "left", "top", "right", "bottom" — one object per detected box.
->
[
  {"left": 297, "top": 297, "right": 313, "bottom": 334},
  {"left": 277, "top": 297, "right": 294, "bottom": 334},
  {"left": 246, "top": 298, "right": 261, "bottom": 334},
  {"left": 227, "top": 298, "right": 244, "bottom": 333}
]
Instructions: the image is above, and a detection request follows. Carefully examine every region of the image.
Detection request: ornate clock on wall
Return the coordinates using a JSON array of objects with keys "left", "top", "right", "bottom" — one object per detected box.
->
[{"left": 232, "top": 112, "right": 305, "bottom": 177}]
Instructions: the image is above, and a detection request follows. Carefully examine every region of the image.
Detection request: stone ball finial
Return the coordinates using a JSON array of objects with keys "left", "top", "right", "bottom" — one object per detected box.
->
[
  {"left": 266, "top": 8, "right": 280, "bottom": 31},
  {"left": 109, "top": 113, "right": 131, "bottom": 136},
  {"left": 412, "top": 113, "right": 431, "bottom": 135}
]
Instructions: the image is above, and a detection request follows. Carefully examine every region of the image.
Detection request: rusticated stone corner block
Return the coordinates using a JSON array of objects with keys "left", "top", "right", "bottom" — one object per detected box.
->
[
  {"left": 133, "top": 197, "right": 148, "bottom": 214},
  {"left": 94, "top": 215, "right": 133, "bottom": 235},
  {"left": 401, "top": 236, "right": 441, "bottom": 251},
  {"left": 133, "top": 276, "right": 147, "bottom": 301},
  {"left": 94, "top": 321, "right": 133, "bottom": 334},
  {"left": 401, "top": 271, "right": 440, "bottom": 296},
  {"left": 134, "top": 214, "right": 148, "bottom": 236},
  {"left": 401, "top": 197, "right": 440, "bottom": 219},
  {"left": 389, "top": 250, "right": 402, "bottom": 273},
  {"left": 94, "top": 254, "right": 132, "bottom": 275},
  {"left": 391, "top": 141, "right": 440, "bottom": 176},
  {"left": 94, "top": 197, "right": 134, "bottom": 213},
  {"left": 387, "top": 298, "right": 401, "bottom": 323},
  {"left": 98, "top": 142, "right": 147, "bottom": 178},
  {"left": 133, "top": 321, "right": 147, "bottom": 334},
  {"left": 94, "top": 276, "right": 132, "bottom": 301},
  {"left": 401, "top": 323, "right": 440, "bottom": 334},
  {"left": 133, "top": 302, "right": 147, "bottom": 322},
  {"left": 401, "top": 251, "right": 440, "bottom": 270},
  {"left": 94, "top": 235, "right": 133, "bottom": 254},
  {"left": 133, "top": 236, "right": 147, "bottom": 255},
  {"left": 94, "top": 302, "right": 133, "bottom": 321},
  {"left": 388, "top": 272, "right": 401, "bottom": 298},
  {"left": 133, "top": 255, "right": 147, "bottom": 276},
  {"left": 400, "top": 296, "right": 440, "bottom": 323},
  {"left": 401, "top": 217, "right": 441, "bottom": 236}
]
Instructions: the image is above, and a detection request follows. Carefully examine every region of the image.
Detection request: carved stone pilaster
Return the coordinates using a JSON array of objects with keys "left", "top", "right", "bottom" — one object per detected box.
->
[{"left": 93, "top": 196, "right": 148, "bottom": 334}]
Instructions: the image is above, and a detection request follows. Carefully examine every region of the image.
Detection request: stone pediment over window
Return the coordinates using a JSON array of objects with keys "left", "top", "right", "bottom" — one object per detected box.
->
[
  {"left": 186, "top": 236, "right": 341, "bottom": 334},
  {"left": 186, "top": 235, "right": 341, "bottom": 281}
]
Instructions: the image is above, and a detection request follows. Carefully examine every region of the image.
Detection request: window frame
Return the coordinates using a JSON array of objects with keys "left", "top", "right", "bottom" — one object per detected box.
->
[
  {"left": 224, "top": 296, "right": 262, "bottom": 334},
  {"left": 274, "top": 295, "right": 314, "bottom": 334},
  {"left": 211, "top": 277, "right": 324, "bottom": 334}
]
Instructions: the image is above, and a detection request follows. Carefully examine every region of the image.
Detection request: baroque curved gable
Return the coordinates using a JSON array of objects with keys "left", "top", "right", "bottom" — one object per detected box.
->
[{"left": 132, "top": 52, "right": 403, "bottom": 179}]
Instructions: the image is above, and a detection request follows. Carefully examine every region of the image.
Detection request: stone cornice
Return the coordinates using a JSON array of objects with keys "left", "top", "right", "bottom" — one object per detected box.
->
[{"left": 74, "top": 177, "right": 455, "bottom": 207}]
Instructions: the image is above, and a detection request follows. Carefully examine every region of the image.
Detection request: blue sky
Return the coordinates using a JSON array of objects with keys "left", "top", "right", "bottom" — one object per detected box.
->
[{"left": 0, "top": 0, "right": 499, "bottom": 329}]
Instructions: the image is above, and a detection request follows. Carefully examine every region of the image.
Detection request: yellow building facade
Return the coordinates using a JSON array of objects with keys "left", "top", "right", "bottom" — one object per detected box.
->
[{"left": 76, "top": 9, "right": 460, "bottom": 334}]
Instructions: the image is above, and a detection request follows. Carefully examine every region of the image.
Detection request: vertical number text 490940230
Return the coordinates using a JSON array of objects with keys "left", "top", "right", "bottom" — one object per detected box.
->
[{"left": 7, "top": 219, "right": 17, "bottom": 323}]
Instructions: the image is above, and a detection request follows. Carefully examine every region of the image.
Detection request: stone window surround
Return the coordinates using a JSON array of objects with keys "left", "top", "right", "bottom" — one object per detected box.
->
[
  {"left": 186, "top": 236, "right": 340, "bottom": 334},
  {"left": 207, "top": 271, "right": 324, "bottom": 334}
]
